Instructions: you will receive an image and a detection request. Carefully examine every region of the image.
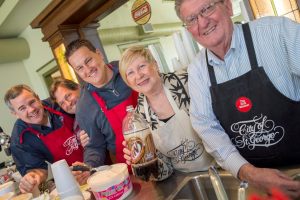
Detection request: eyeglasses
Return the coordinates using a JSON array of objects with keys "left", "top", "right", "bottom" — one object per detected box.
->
[{"left": 182, "top": 0, "right": 223, "bottom": 28}]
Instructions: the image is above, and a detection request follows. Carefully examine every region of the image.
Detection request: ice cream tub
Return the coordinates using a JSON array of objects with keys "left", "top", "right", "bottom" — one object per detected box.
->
[{"left": 87, "top": 163, "right": 133, "bottom": 200}]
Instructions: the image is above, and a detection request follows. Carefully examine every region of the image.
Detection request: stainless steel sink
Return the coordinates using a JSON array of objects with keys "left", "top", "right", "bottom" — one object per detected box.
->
[
  {"left": 170, "top": 173, "right": 264, "bottom": 200},
  {"left": 169, "top": 167, "right": 300, "bottom": 200}
]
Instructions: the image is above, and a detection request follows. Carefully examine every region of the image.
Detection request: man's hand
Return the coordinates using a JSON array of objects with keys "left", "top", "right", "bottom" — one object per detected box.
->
[
  {"left": 238, "top": 164, "right": 300, "bottom": 198},
  {"left": 71, "top": 162, "right": 90, "bottom": 185},
  {"left": 19, "top": 169, "right": 47, "bottom": 193},
  {"left": 122, "top": 141, "right": 132, "bottom": 165},
  {"left": 79, "top": 131, "right": 90, "bottom": 148}
]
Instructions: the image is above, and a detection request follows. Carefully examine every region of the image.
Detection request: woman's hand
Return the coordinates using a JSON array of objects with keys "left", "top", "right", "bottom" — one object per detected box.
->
[
  {"left": 79, "top": 130, "right": 90, "bottom": 148},
  {"left": 122, "top": 140, "right": 132, "bottom": 165}
]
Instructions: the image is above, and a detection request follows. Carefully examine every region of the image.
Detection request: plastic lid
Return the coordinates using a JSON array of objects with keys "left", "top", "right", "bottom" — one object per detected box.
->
[{"left": 88, "top": 163, "right": 128, "bottom": 190}]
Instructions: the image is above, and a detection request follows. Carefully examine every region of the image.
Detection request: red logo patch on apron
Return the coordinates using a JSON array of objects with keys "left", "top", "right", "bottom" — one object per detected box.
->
[{"left": 236, "top": 97, "right": 252, "bottom": 112}]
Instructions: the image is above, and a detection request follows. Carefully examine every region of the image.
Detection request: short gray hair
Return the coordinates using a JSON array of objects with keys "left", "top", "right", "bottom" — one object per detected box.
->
[
  {"left": 4, "top": 85, "right": 38, "bottom": 111},
  {"left": 175, "top": 0, "right": 186, "bottom": 21}
]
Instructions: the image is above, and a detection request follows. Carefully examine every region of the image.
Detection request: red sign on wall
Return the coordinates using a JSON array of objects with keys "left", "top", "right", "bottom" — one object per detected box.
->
[{"left": 131, "top": 0, "right": 151, "bottom": 25}]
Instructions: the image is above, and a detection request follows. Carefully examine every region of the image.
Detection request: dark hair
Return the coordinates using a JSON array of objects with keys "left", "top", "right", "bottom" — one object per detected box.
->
[
  {"left": 49, "top": 78, "right": 79, "bottom": 103},
  {"left": 64, "top": 39, "right": 96, "bottom": 65},
  {"left": 4, "top": 85, "right": 38, "bottom": 111}
]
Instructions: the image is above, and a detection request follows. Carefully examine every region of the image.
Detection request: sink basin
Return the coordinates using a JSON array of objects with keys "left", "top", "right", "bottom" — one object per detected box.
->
[
  {"left": 166, "top": 166, "right": 300, "bottom": 200},
  {"left": 170, "top": 173, "right": 265, "bottom": 200}
]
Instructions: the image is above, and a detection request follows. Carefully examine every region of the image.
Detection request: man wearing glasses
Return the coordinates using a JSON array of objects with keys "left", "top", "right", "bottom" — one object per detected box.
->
[{"left": 175, "top": 0, "right": 300, "bottom": 198}]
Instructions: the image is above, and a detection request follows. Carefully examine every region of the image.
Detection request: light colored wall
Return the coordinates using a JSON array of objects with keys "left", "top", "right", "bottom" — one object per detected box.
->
[
  {"left": 103, "top": 34, "right": 178, "bottom": 72},
  {"left": 101, "top": 1, "right": 182, "bottom": 71},
  {"left": 102, "top": 0, "right": 243, "bottom": 71},
  {"left": 0, "top": 61, "right": 32, "bottom": 163},
  {"left": 103, "top": 44, "right": 121, "bottom": 62},
  {"left": 0, "top": 26, "right": 54, "bottom": 163},
  {"left": 19, "top": 26, "right": 55, "bottom": 100},
  {"left": 99, "top": 1, "right": 181, "bottom": 30}
]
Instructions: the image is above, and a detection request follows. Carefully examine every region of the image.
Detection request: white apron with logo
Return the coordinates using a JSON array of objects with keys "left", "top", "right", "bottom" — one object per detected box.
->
[{"left": 144, "top": 85, "right": 216, "bottom": 172}]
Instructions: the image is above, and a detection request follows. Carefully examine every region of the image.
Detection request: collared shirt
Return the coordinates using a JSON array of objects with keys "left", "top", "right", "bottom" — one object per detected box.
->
[
  {"left": 188, "top": 16, "right": 300, "bottom": 178},
  {"left": 10, "top": 98, "right": 74, "bottom": 176}
]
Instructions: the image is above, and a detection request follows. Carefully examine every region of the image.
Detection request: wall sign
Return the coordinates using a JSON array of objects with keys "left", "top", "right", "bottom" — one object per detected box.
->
[{"left": 131, "top": 0, "right": 151, "bottom": 25}]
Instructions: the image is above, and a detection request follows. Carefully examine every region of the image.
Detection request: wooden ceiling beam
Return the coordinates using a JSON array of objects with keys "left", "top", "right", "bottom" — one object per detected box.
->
[
  {"left": 31, "top": 0, "right": 128, "bottom": 43},
  {"left": 30, "top": 0, "right": 64, "bottom": 29},
  {"left": 79, "top": 0, "right": 129, "bottom": 28},
  {"left": 31, "top": 0, "right": 89, "bottom": 41}
]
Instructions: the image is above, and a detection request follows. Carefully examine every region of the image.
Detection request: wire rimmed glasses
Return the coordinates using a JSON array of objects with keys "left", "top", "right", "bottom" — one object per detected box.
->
[{"left": 182, "top": 0, "right": 223, "bottom": 28}]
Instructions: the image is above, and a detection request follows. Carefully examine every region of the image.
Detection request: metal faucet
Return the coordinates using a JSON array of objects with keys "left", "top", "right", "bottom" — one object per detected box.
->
[
  {"left": 238, "top": 181, "right": 248, "bottom": 200},
  {"left": 208, "top": 166, "right": 248, "bottom": 200},
  {"left": 208, "top": 166, "right": 229, "bottom": 200}
]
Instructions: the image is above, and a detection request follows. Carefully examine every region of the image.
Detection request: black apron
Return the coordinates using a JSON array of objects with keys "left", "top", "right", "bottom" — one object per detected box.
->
[{"left": 207, "top": 23, "right": 300, "bottom": 168}]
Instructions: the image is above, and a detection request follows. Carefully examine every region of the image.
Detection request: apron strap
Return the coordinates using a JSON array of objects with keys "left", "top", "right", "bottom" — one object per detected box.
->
[
  {"left": 143, "top": 95, "right": 152, "bottom": 123},
  {"left": 206, "top": 49, "right": 217, "bottom": 86},
  {"left": 206, "top": 23, "right": 259, "bottom": 86},
  {"left": 90, "top": 64, "right": 114, "bottom": 112},
  {"left": 242, "top": 23, "right": 258, "bottom": 69},
  {"left": 143, "top": 84, "right": 180, "bottom": 125},
  {"left": 20, "top": 106, "right": 71, "bottom": 143},
  {"left": 92, "top": 92, "right": 108, "bottom": 112},
  {"left": 163, "top": 85, "right": 180, "bottom": 113},
  {"left": 107, "top": 64, "right": 114, "bottom": 69},
  {"left": 20, "top": 125, "right": 44, "bottom": 143},
  {"left": 43, "top": 106, "right": 63, "bottom": 116}
]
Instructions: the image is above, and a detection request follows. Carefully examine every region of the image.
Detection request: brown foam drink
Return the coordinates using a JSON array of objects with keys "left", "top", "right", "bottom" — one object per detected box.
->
[
  {"left": 124, "top": 128, "right": 158, "bottom": 182},
  {"left": 11, "top": 193, "right": 32, "bottom": 200},
  {"left": 123, "top": 106, "right": 159, "bottom": 182},
  {"left": 0, "top": 192, "right": 14, "bottom": 200}
]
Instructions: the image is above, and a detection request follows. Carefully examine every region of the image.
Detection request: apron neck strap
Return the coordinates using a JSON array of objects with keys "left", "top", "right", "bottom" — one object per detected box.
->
[
  {"left": 242, "top": 23, "right": 259, "bottom": 69},
  {"left": 43, "top": 106, "right": 63, "bottom": 116},
  {"left": 163, "top": 85, "right": 180, "bottom": 113},
  {"left": 91, "top": 92, "right": 108, "bottom": 112},
  {"left": 107, "top": 64, "right": 114, "bottom": 69},
  {"left": 206, "top": 49, "right": 217, "bottom": 86},
  {"left": 143, "top": 84, "right": 180, "bottom": 123},
  {"left": 143, "top": 95, "right": 151, "bottom": 123},
  {"left": 206, "top": 23, "right": 259, "bottom": 86}
]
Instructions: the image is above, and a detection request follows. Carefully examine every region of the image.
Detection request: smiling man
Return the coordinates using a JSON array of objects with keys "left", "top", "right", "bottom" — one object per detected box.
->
[
  {"left": 49, "top": 78, "right": 80, "bottom": 115},
  {"left": 4, "top": 84, "right": 84, "bottom": 193},
  {"left": 175, "top": 0, "right": 300, "bottom": 198},
  {"left": 64, "top": 39, "right": 138, "bottom": 184},
  {"left": 49, "top": 78, "right": 83, "bottom": 141}
]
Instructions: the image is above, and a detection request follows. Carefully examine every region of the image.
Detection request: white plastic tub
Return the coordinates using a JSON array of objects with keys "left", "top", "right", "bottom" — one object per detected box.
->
[{"left": 87, "top": 163, "right": 133, "bottom": 200}]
